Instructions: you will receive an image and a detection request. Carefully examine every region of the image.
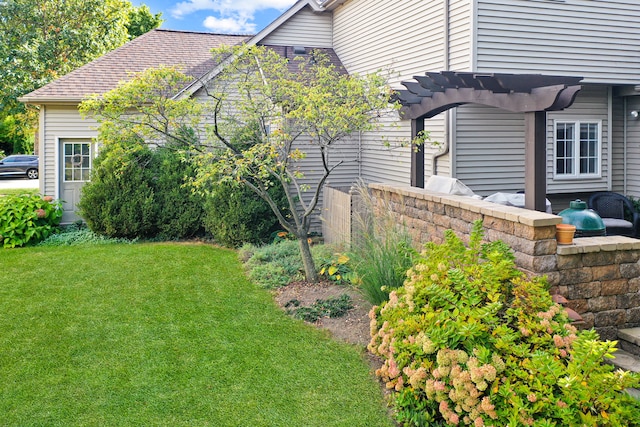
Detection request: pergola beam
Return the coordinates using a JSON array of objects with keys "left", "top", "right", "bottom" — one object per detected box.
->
[
  {"left": 395, "top": 72, "right": 583, "bottom": 213},
  {"left": 398, "top": 84, "right": 582, "bottom": 119}
]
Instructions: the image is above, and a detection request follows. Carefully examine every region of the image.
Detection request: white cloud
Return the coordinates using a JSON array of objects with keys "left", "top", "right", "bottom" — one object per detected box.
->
[
  {"left": 202, "top": 15, "right": 256, "bottom": 33},
  {"left": 170, "top": 0, "right": 296, "bottom": 34},
  {"left": 171, "top": 0, "right": 296, "bottom": 19}
]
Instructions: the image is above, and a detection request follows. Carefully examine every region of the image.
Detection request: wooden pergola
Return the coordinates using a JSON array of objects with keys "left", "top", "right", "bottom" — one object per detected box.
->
[{"left": 394, "top": 71, "right": 583, "bottom": 212}]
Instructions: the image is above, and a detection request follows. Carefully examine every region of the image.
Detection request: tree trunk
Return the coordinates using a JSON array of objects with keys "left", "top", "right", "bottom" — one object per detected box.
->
[{"left": 298, "top": 236, "right": 319, "bottom": 282}]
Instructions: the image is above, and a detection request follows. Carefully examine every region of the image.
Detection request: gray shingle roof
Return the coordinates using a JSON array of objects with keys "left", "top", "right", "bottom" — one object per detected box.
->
[{"left": 20, "top": 29, "right": 250, "bottom": 104}]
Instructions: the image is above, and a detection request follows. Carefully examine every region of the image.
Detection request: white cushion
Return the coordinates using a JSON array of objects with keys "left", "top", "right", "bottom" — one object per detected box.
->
[{"left": 602, "top": 218, "right": 633, "bottom": 228}]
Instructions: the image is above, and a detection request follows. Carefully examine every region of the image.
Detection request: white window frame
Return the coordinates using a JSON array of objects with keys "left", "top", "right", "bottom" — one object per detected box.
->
[
  {"left": 62, "top": 140, "right": 93, "bottom": 183},
  {"left": 553, "top": 119, "right": 602, "bottom": 180}
]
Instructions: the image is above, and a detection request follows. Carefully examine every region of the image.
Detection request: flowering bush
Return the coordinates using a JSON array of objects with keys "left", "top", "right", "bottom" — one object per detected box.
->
[
  {"left": 0, "top": 194, "right": 63, "bottom": 248},
  {"left": 369, "top": 221, "right": 640, "bottom": 426}
]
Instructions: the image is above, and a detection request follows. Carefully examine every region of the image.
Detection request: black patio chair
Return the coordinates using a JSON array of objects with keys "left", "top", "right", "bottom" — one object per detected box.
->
[{"left": 588, "top": 192, "right": 640, "bottom": 237}]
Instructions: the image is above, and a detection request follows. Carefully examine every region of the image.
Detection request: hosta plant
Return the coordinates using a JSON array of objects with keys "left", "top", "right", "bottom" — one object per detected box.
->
[
  {"left": 0, "top": 194, "right": 63, "bottom": 248},
  {"left": 369, "top": 221, "right": 640, "bottom": 427}
]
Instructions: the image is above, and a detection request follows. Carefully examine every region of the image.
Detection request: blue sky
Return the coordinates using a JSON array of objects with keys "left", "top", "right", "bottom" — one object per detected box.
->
[{"left": 134, "top": 0, "right": 298, "bottom": 35}]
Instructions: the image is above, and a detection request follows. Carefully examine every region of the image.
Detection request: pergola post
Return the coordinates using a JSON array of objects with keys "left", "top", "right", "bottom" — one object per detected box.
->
[
  {"left": 411, "top": 118, "right": 425, "bottom": 188},
  {"left": 524, "top": 111, "right": 548, "bottom": 212}
]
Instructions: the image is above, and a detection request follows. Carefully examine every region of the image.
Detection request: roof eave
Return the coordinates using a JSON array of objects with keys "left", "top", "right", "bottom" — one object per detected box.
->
[
  {"left": 319, "top": 0, "right": 347, "bottom": 10},
  {"left": 18, "top": 95, "right": 83, "bottom": 105}
]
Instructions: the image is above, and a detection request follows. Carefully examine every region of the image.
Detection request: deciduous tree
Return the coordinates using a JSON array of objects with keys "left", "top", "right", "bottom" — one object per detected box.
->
[
  {"left": 0, "top": 0, "right": 161, "bottom": 151},
  {"left": 81, "top": 45, "right": 398, "bottom": 282}
]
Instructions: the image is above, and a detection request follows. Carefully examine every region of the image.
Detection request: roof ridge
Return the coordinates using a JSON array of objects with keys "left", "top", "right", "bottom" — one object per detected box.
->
[{"left": 153, "top": 28, "right": 254, "bottom": 37}]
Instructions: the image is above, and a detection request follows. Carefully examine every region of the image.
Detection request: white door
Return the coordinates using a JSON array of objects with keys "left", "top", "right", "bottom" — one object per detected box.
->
[{"left": 60, "top": 140, "right": 93, "bottom": 223}]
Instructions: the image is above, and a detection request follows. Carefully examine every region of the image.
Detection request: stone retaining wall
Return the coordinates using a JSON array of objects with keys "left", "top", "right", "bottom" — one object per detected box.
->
[{"left": 368, "top": 183, "right": 640, "bottom": 339}]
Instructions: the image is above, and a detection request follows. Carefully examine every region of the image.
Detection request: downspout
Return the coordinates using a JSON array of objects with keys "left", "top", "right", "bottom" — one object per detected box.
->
[
  {"left": 39, "top": 105, "right": 46, "bottom": 197},
  {"left": 608, "top": 87, "right": 613, "bottom": 191},
  {"left": 431, "top": 0, "right": 450, "bottom": 175},
  {"left": 624, "top": 97, "right": 628, "bottom": 194},
  {"left": 358, "top": 131, "right": 362, "bottom": 178}
]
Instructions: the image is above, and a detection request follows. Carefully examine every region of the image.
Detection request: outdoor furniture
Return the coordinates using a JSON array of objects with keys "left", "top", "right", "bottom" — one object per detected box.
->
[{"left": 587, "top": 192, "right": 640, "bottom": 237}]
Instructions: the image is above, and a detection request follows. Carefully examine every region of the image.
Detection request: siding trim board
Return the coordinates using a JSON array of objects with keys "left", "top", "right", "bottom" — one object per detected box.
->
[{"left": 471, "top": 0, "right": 478, "bottom": 71}]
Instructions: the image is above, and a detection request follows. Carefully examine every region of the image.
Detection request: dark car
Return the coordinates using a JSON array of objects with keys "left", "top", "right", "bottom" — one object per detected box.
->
[{"left": 0, "top": 155, "right": 39, "bottom": 179}]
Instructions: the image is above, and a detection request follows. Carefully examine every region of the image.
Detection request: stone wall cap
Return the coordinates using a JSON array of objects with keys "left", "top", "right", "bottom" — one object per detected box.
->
[
  {"left": 557, "top": 236, "right": 640, "bottom": 255},
  {"left": 515, "top": 210, "right": 562, "bottom": 227}
]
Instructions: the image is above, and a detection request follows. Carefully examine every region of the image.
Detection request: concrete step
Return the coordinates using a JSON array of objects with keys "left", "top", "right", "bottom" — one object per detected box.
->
[
  {"left": 608, "top": 330, "right": 640, "bottom": 399},
  {"left": 609, "top": 349, "right": 640, "bottom": 373},
  {"left": 618, "top": 328, "right": 640, "bottom": 357}
]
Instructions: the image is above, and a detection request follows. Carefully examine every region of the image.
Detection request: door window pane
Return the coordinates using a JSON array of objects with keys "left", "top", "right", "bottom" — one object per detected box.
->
[{"left": 63, "top": 142, "right": 91, "bottom": 182}]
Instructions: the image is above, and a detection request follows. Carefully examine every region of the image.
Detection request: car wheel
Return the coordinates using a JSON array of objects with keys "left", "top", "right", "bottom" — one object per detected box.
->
[{"left": 27, "top": 168, "right": 38, "bottom": 179}]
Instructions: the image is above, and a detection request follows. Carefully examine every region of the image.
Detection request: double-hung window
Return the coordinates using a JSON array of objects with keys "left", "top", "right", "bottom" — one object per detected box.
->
[{"left": 554, "top": 120, "right": 601, "bottom": 178}]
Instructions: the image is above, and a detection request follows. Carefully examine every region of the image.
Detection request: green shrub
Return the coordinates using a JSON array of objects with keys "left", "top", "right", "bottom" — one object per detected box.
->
[
  {"left": 244, "top": 240, "right": 304, "bottom": 288},
  {"left": 349, "top": 181, "right": 416, "bottom": 305},
  {"left": 285, "top": 294, "right": 354, "bottom": 322},
  {"left": 150, "top": 149, "right": 204, "bottom": 240},
  {"left": 241, "top": 241, "right": 343, "bottom": 288},
  {"left": 315, "top": 247, "right": 352, "bottom": 284},
  {"left": 79, "top": 144, "right": 204, "bottom": 240},
  {"left": 38, "top": 223, "right": 136, "bottom": 246},
  {"left": 0, "top": 194, "right": 62, "bottom": 248},
  {"left": 203, "top": 181, "right": 285, "bottom": 247},
  {"left": 369, "top": 221, "right": 640, "bottom": 427}
]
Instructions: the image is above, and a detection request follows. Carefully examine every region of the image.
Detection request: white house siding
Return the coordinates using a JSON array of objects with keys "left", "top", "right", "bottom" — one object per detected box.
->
[
  {"left": 333, "top": 0, "right": 448, "bottom": 86},
  {"left": 260, "top": 6, "right": 333, "bottom": 47},
  {"left": 453, "top": 103, "right": 525, "bottom": 195},
  {"left": 332, "top": 0, "right": 459, "bottom": 184},
  {"left": 448, "top": 0, "right": 473, "bottom": 71},
  {"left": 359, "top": 114, "right": 412, "bottom": 185},
  {"left": 546, "top": 85, "right": 610, "bottom": 193},
  {"left": 41, "top": 105, "right": 98, "bottom": 198},
  {"left": 475, "top": 0, "right": 640, "bottom": 84},
  {"left": 618, "top": 96, "right": 640, "bottom": 197},
  {"left": 452, "top": 86, "right": 610, "bottom": 196}
]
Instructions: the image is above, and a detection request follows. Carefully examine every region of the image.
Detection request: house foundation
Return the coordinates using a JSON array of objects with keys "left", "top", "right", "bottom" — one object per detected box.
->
[{"left": 364, "top": 183, "right": 640, "bottom": 340}]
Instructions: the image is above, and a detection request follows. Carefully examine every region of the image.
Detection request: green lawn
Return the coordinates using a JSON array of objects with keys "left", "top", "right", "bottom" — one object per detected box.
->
[
  {"left": 0, "top": 188, "right": 37, "bottom": 196},
  {"left": 0, "top": 243, "right": 393, "bottom": 426}
]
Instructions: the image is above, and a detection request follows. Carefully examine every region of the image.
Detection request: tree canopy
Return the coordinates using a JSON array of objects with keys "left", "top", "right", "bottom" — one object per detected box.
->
[
  {"left": 81, "top": 44, "right": 398, "bottom": 281},
  {"left": 0, "top": 0, "right": 162, "bottom": 153}
]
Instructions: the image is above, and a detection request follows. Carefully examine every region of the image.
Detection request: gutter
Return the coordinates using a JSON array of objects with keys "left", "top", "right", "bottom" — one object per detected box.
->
[
  {"left": 18, "top": 96, "right": 82, "bottom": 105},
  {"left": 320, "top": 0, "right": 347, "bottom": 10}
]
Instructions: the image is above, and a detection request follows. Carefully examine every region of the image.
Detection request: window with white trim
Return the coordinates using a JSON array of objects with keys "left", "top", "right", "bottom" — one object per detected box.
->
[
  {"left": 63, "top": 141, "right": 91, "bottom": 182},
  {"left": 554, "top": 120, "right": 601, "bottom": 178}
]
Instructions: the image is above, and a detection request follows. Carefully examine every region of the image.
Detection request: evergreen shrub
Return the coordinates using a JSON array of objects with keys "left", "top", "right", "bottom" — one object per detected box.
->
[
  {"left": 79, "top": 144, "right": 204, "bottom": 240},
  {"left": 369, "top": 221, "right": 640, "bottom": 427},
  {"left": 203, "top": 181, "right": 285, "bottom": 247}
]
